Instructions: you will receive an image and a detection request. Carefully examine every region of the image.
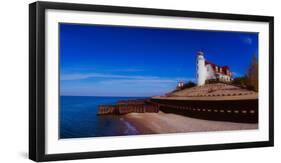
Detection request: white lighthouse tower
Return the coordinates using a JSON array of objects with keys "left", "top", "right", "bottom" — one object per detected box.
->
[{"left": 197, "top": 51, "right": 207, "bottom": 86}]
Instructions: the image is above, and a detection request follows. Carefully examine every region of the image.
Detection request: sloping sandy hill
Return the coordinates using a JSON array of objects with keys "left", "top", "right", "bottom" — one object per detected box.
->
[{"left": 167, "top": 83, "right": 257, "bottom": 98}]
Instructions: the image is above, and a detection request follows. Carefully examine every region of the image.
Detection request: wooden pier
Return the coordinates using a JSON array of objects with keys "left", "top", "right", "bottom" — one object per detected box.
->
[{"left": 97, "top": 99, "right": 159, "bottom": 115}]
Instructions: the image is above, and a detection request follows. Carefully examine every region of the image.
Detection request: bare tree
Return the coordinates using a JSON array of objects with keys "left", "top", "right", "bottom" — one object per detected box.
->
[{"left": 247, "top": 55, "right": 258, "bottom": 91}]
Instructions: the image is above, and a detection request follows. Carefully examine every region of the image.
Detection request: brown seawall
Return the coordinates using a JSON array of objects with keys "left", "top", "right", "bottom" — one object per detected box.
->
[
  {"left": 97, "top": 99, "right": 159, "bottom": 115},
  {"left": 150, "top": 98, "right": 258, "bottom": 123},
  {"left": 97, "top": 97, "right": 258, "bottom": 123}
]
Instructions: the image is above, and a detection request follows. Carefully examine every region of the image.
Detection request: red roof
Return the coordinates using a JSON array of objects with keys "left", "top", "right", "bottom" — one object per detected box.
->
[{"left": 205, "top": 61, "right": 231, "bottom": 76}]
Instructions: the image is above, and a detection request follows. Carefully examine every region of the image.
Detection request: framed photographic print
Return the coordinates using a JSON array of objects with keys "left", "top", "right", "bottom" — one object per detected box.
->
[{"left": 29, "top": 1, "right": 274, "bottom": 162}]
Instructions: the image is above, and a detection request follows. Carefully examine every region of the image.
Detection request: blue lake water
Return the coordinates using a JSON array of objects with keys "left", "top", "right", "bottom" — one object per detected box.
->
[{"left": 60, "top": 96, "right": 145, "bottom": 139}]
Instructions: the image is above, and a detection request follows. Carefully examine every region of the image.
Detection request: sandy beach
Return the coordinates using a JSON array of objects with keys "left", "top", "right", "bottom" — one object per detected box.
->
[{"left": 124, "top": 112, "right": 258, "bottom": 135}]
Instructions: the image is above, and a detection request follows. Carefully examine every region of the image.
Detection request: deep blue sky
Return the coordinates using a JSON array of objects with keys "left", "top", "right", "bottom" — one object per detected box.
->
[{"left": 60, "top": 23, "right": 258, "bottom": 97}]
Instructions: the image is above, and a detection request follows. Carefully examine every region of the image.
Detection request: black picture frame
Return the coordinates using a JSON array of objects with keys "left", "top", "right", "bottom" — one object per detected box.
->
[{"left": 29, "top": 1, "right": 274, "bottom": 162}]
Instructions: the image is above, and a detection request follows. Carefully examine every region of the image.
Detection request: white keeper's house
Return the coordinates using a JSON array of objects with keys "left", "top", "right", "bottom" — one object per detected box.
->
[{"left": 196, "top": 51, "right": 232, "bottom": 86}]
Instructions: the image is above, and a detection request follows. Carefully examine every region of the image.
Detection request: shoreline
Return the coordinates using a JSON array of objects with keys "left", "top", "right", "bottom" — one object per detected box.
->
[{"left": 123, "top": 112, "right": 258, "bottom": 135}]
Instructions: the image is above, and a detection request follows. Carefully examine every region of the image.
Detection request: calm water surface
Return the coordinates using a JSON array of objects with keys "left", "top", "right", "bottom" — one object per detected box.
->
[{"left": 60, "top": 96, "right": 145, "bottom": 139}]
